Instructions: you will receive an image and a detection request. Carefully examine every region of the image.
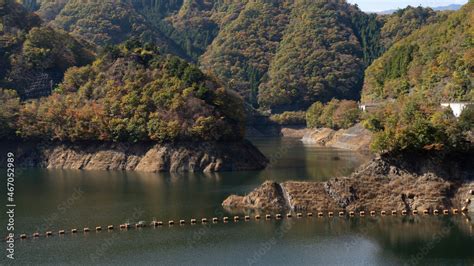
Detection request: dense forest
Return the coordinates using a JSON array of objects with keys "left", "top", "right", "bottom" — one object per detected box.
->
[
  {"left": 360, "top": 2, "right": 473, "bottom": 153},
  {"left": 0, "top": 0, "right": 95, "bottom": 98},
  {"left": 1, "top": 0, "right": 472, "bottom": 147},
  {"left": 9, "top": 0, "right": 454, "bottom": 110},
  {"left": 362, "top": 1, "right": 473, "bottom": 103},
  {"left": 1, "top": 40, "right": 245, "bottom": 142}
]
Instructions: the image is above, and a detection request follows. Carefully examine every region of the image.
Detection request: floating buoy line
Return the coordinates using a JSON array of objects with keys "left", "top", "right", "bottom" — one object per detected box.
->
[{"left": 8, "top": 207, "right": 471, "bottom": 242}]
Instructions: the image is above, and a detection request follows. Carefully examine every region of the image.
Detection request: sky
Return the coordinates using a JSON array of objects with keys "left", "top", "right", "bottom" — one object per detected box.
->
[{"left": 347, "top": 0, "right": 468, "bottom": 12}]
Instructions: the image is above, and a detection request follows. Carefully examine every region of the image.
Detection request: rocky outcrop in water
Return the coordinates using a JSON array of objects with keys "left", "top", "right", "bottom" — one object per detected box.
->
[
  {"left": 223, "top": 151, "right": 474, "bottom": 211},
  {"left": 302, "top": 123, "right": 373, "bottom": 151},
  {"left": 3, "top": 140, "right": 268, "bottom": 172}
]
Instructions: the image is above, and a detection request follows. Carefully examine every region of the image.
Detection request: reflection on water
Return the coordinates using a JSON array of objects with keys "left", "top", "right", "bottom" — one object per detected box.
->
[{"left": 1, "top": 138, "right": 473, "bottom": 265}]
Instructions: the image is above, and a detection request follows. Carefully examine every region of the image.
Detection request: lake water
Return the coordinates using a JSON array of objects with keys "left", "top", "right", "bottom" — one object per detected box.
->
[{"left": 1, "top": 138, "right": 473, "bottom": 265}]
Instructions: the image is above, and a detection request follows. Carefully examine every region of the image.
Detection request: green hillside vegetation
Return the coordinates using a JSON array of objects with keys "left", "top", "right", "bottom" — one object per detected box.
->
[
  {"left": 0, "top": 0, "right": 95, "bottom": 98},
  {"left": 258, "top": 0, "right": 364, "bottom": 111},
  {"left": 141, "top": 0, "right": 224, "bottom": 61},
  {"left": 35, "top": 0, "right": 67, "bottom": 22},
  {"left": 363, "top": 95, "right": 472, "bottom": 153},
  {"left": 49, "top": 0, "right": 188, "bottom": 58},
  {"left": 363, "top": 2, "right": 473, "bottom": 103},
  {"left": 201, "top": 2, "right": 443, "bottom": 112},
  {"left": 306, "top": 99, "right": 361, "bottom": 130},
  {"left": 379, "top": 6, "right": 448, "bottom": 50},
  {"left": 7, "top": 41, "right": 244, "bottom": 142},
  {"left": 27, "top": 0, "right": 449, "bottom": 112},
  {"left": 269, "top": 111, "right": 306, "bottom": 125},
  {"left": 200, "top": 0, "right": 291, "bottom": 107}
]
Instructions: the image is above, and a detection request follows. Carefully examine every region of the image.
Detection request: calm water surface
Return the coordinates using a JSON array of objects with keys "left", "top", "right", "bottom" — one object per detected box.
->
[{"left": 1, "top": 138, "right": 473, "bottom": 265}]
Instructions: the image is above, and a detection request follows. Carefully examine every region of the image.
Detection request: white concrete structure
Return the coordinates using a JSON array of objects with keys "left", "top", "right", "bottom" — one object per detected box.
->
[
  {"left": 441, "top": 102, "right": 472, "bottom": 118},
  {"left": 359, "top": 103, "right": 382, "bottom": 113}
]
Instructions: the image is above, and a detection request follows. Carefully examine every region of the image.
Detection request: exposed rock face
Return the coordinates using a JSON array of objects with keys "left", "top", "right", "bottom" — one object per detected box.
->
[
  {"left": 4, "top": 140, "right": 268, "bottom": 172},
  {"left": 223, "top": 151, "right": 473, "bottom": 211},
  {"left": 302, "top": 123, "right": 373, "bottom": 151},
  {"left": 222, "top": 181, "right": 289, "bottom": 210},
  {"left": 280, "top": 126, "right": 311, "bottom": 138}
]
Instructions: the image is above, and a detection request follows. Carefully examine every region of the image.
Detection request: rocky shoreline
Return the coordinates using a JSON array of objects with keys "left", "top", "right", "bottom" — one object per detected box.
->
[
  {"left": 302, "top": 123, "right": 373, "bottom": 152},
  {"left": 223, "top": 150, "right": 473, "bottom": 211},
  {"left": 1, "top": 140, "right": 268, "bottom": 172}
]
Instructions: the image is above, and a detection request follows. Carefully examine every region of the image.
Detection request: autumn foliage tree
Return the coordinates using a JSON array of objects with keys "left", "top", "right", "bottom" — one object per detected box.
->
[{"left": 14, "top": 41, "right": 245, "bottom": 143}]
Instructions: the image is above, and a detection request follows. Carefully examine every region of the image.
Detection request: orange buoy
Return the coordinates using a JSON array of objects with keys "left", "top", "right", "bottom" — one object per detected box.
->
[{"left": 121, "top": 223, "right": 131, "bottom": 229}]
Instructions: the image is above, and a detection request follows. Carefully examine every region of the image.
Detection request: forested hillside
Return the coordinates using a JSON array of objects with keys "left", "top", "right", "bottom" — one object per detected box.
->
[
  {"left": 1, "top": 41, "right": 245, "bottom": 142},
  {"left": 8, "top": 0, "right": 469, "bottom": 111},
  {"left": 49, "top": 0, "right": 188, "bottom": 57},
  {"left": 200, "top": 0, "right": 291, "bottom": 107},
  {"left": 258, "top": 1, "right": 365, "bottom": 111},
  {"left": 362, "top": 1, "right": 473, "bottom": 103},
  {"left": 0, "top": 0, "right": 95, "bottom": 98}
]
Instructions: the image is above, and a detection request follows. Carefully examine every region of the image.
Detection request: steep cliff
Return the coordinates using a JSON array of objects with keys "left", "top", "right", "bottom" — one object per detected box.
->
[{"left": 3, "top": 140, "right": 268, "bottom": 172}]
